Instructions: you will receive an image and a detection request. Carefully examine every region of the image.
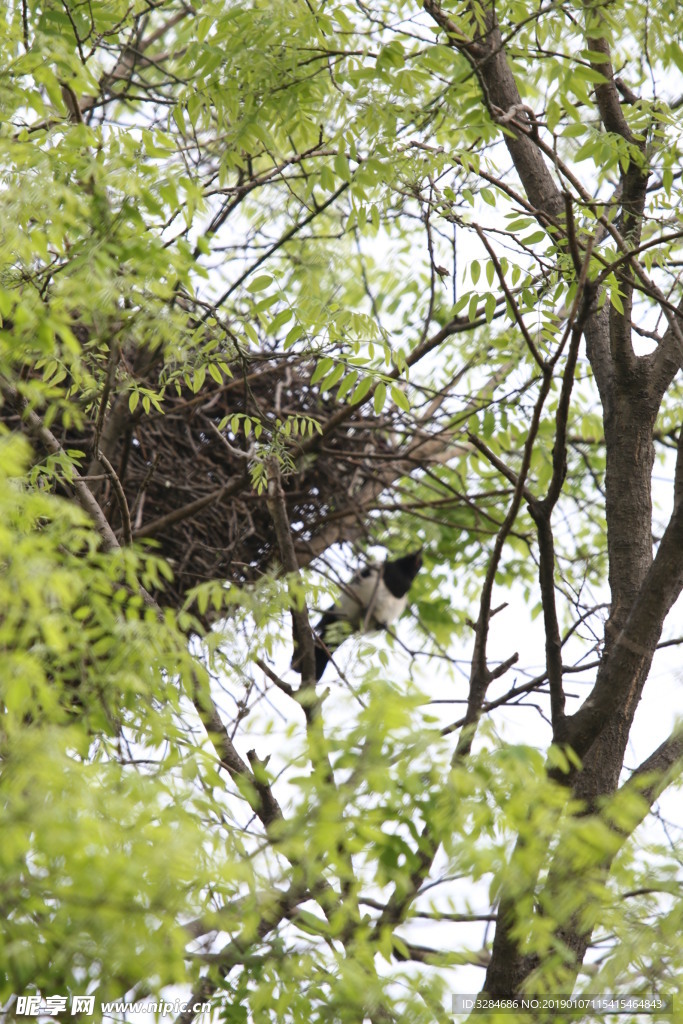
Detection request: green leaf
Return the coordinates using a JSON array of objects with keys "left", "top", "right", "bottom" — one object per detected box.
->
[
  {"left": 334, "top": 152, "right": 351, "bottom": 181},
  {"left": 521, "top": 231, "right": 547, "bottom": 245},
  {"left": 349, "top": 375, "right": 374, "bottom": 404},
  {"left": 336, "top": 370, "right": 358, "bottom": 400},
  {"left": 246, "top": 275, "right": 273, "bottom": 292},
  {"left": 390, "top": 385, "right": 410, "bottom": 412},
  {"left": 319, "top": 363, "right": 346, "bottom": 392},
  {"left": 311, "top": 357, "right": 334, "bottom": 385}
]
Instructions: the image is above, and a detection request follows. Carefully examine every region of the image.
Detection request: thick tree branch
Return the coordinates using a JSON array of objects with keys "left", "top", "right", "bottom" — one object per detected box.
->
[
  {"left": 423, "top": 0, "right": 564, "bottom": 226},
  {"left": 565, "top": 493, "right": 683, "bottom": 762},
  {"left": 584, "top": 33, "right": 636, "bottom": 143},
  {"left": 527, "top": 511, "right": 565, "bottom": 738},
  {"left": 649, "top": 293, "right": 683, "bottom": 393},
  {"left": 627, "top": 728, "right": 683, "bottom": 805}
]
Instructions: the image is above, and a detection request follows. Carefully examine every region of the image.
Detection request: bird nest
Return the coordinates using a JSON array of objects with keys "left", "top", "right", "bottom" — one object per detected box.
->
[{"left": 4, "top": 346, "right": 403, "bottom": 620}]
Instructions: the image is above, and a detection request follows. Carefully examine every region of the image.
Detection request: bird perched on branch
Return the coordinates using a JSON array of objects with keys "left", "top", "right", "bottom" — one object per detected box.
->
[{"left": 295, "top": 550, "right": 423, "bottom": 682}]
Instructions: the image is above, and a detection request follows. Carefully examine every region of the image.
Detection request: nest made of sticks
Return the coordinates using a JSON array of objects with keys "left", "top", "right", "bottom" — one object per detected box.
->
[{"left": 4, "top": 346, "right": 405, "bottom": 619}]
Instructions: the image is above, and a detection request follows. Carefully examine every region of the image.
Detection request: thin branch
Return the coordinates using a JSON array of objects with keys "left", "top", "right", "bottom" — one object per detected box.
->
[
  {"left": 457, "top": 361, "right": 554, "bottom": 754},
  {"left": 212, "top": 182, "right": 350, "bottom": 308},
  {"left": 97, "top": 448, "right": 133, "bottom": 546},
  {"left": 133, "top": 478, "right": 244, "bottom": 539},
  {"left": 175, "top": 879, "right": 313, "bottom": 1024},
  {"left": 266, "top": 457, "right": 318, "bottom": 694},
  {"left": 254, "top": 655, "right": 296, "bottom": 698},
  {"left": 1, "top": 379, "right": 120, "bottom": 551},
  {"left": 473, "top": 223, "right": 545, "bottom": 368},
  {"left": 191, "top": 674, "right": 283, "bottom": 830},
  {"left": 527, "top": 254, "right": 597, "bottom": 740}
]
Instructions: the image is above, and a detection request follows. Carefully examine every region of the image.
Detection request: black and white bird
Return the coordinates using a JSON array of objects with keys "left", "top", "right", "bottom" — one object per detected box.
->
[{"left": 296, "top": 551, "right": 423, "bottom": 682}]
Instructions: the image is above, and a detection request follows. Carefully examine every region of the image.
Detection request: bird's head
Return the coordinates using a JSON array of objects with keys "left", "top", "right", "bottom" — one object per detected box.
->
[
  {"left": 383, "top": 549, "right": 423, "bottom": 597},
  {"left": 391, "top": 550, "right": 423, "bottom": 575}
]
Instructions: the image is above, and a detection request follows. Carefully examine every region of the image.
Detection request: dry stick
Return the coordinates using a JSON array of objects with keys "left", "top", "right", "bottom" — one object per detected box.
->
[
  {"left": 133, "top": 477, "right": 244, "bottom": 540},
  {"left": 96, "top": 448, "right": 133, "bottom": 546}
]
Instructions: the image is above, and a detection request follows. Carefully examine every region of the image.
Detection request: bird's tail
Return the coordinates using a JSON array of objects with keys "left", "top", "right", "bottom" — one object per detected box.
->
[
  {"left": 291, "top": 612, "right": 341, "bottom": 682},
  {"left": 314, "top": 644, "right": 330, "bottom": 682}
]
